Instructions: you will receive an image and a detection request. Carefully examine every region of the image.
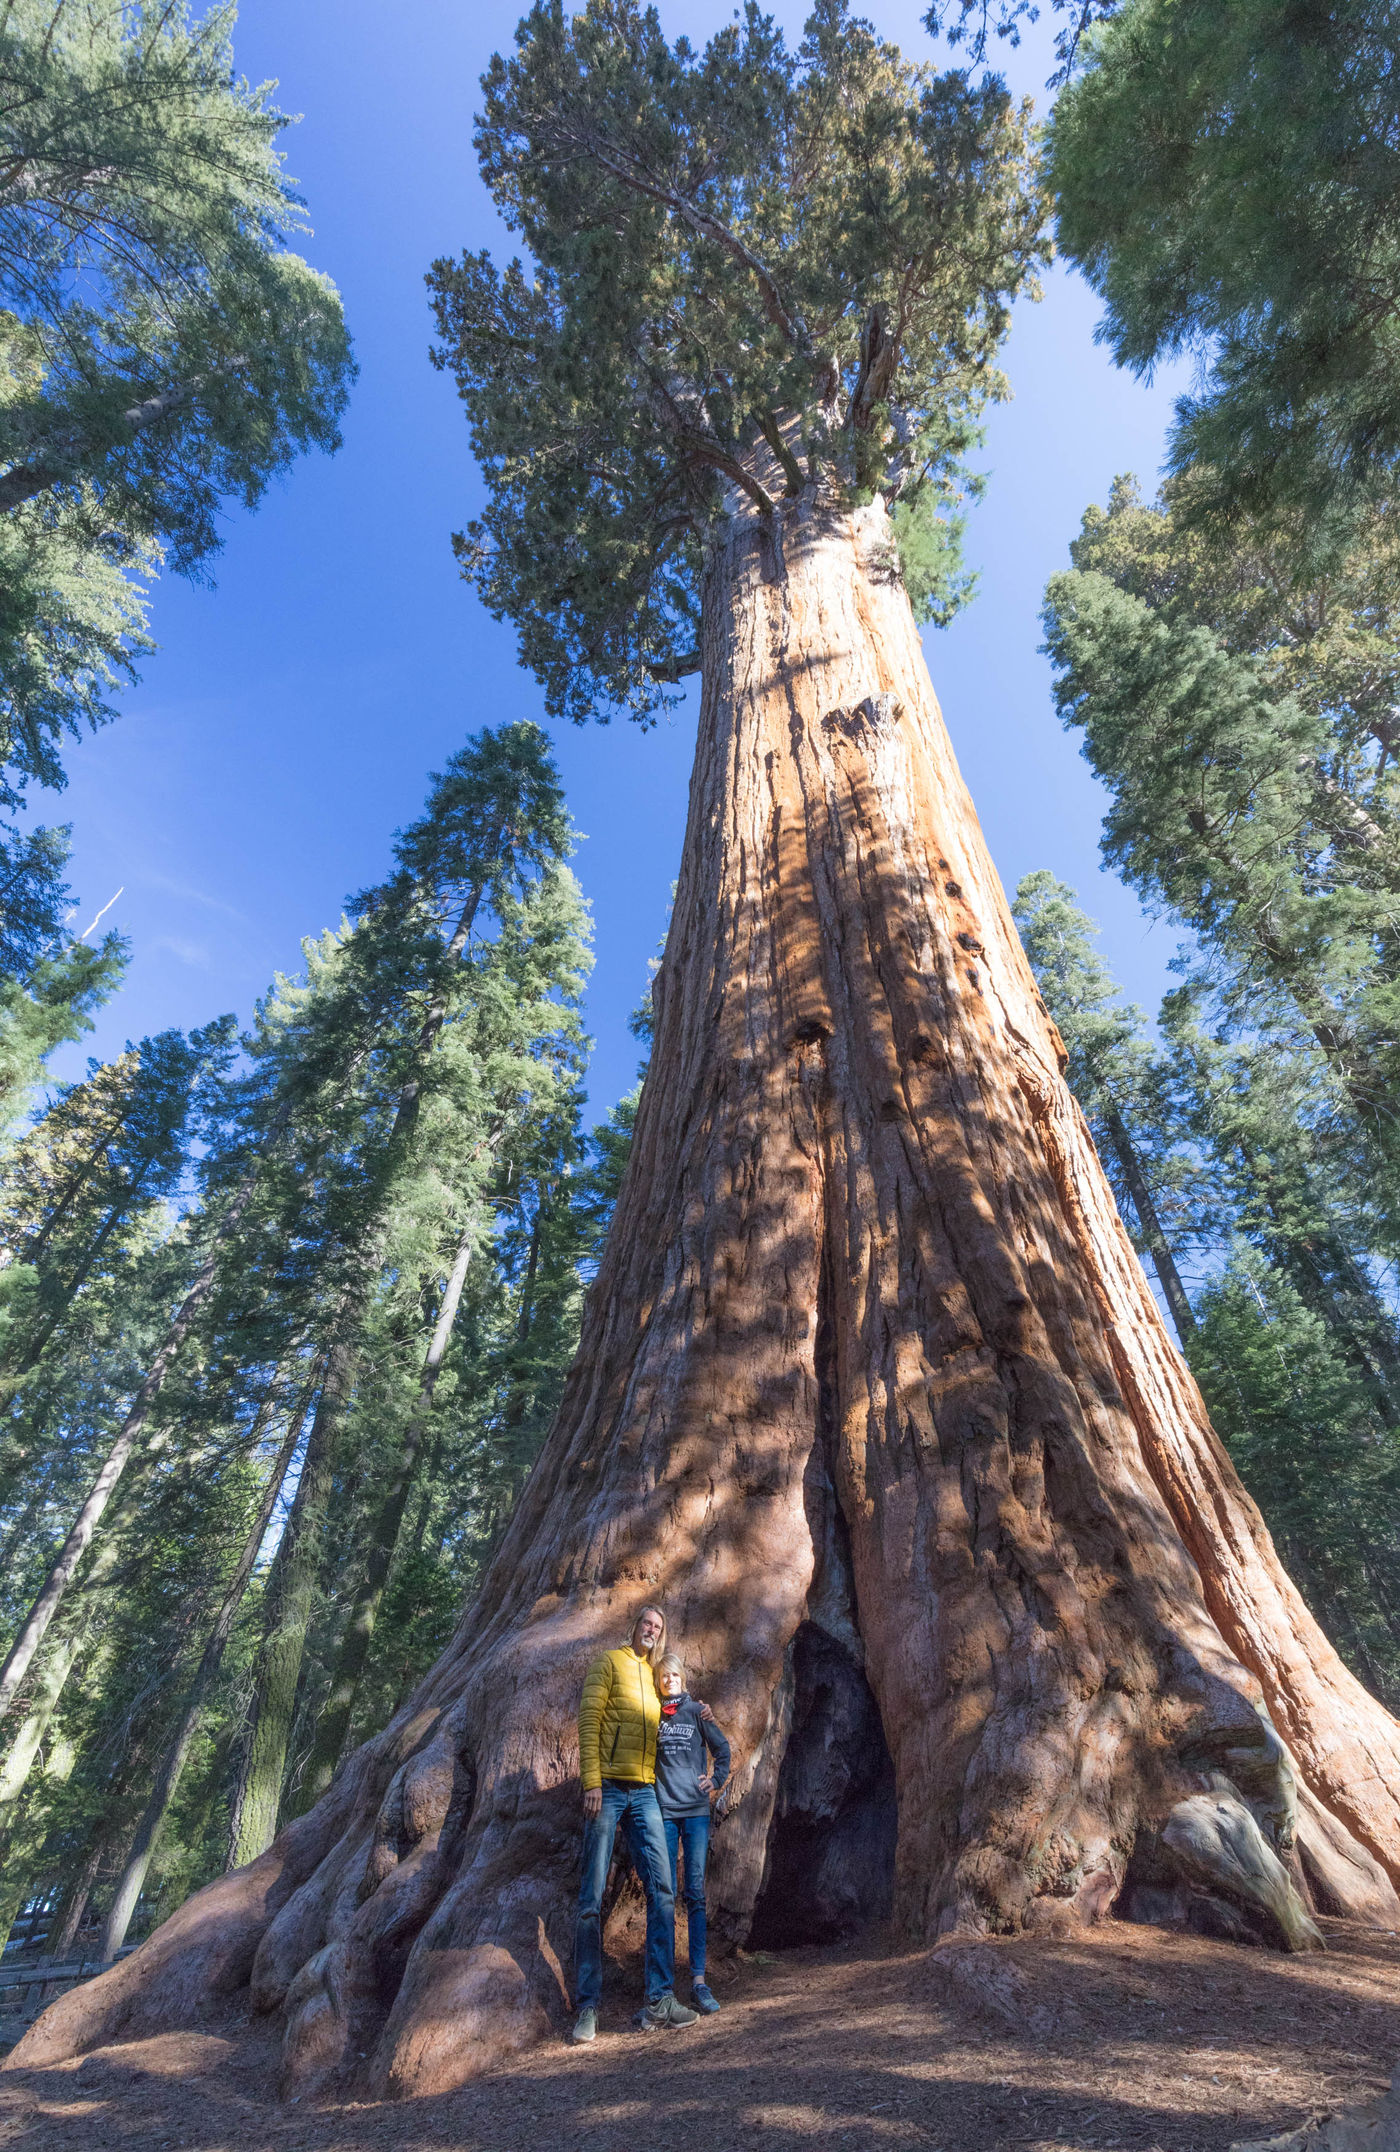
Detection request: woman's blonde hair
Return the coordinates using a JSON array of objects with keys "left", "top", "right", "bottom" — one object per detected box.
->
[
  {"left": 632, "top": 1604, "right": 667, "bottom": 1667},
  {"left": 656, "top": 1651, "right": 685, "bottom": 1682}
]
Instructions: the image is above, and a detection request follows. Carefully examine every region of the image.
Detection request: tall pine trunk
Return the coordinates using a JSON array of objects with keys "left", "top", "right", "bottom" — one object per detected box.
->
[
  {"left": 1098, "top": 1102, "right": 1195, "bottom": 1343},
  {"left": 99, "top": 1375, "right": 318, "bottom": 1959},
  {"left": 225, "top": 1327, "right": 354, "bottom": 1869},
  {"left": 47, "top": 1833, "right": 109, "bottom": 1958},
  {"left": 15, "top": 492, "right": 1400, "bottom": 2093},
  {"left": 298, "top": 1213, "right": 477, "bottom": 1806}
]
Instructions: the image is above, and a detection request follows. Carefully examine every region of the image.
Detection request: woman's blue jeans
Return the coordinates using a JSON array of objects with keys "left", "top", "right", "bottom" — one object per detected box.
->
[
  {"left": 574, "top": 1780, "right": 675, "bottom": 2009},
  {"left": 663, "top": 1812, "right": 711, "bottom": 1982}
]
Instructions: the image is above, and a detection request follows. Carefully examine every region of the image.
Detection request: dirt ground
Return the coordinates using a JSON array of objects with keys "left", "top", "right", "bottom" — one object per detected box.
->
[{"left": 0, "top": 1917, "right": 1396, "bottom": 2152}]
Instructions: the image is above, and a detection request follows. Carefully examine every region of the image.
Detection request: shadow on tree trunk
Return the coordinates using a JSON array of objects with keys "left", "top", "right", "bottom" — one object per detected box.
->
[{"left": 11, "top": 495, "right": 1400, "bottom": 2100}]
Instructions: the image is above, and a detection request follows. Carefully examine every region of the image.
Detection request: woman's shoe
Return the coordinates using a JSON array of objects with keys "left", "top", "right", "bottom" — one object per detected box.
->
[
  {"left": 691, "top": 1982, "right": 721, "bottom": 2013},
  {"left": 636, "top": 1991, "right": 699, "bottom": 2030},
  {"left": 570, "top": 2007, "right": 597, "bottom": 2043}
]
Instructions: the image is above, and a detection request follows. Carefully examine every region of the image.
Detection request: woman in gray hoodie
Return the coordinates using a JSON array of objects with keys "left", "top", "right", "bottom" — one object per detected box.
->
[{"left": 653, "top": 1652, "right": 732, "bottom": 2014}]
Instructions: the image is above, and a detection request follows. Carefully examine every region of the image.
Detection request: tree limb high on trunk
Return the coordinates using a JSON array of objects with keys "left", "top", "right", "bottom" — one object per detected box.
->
[
  {"left": 0, "top": 377, "right": 204, "bottom": 515},
  {"left": 12, "top": 491, "right": 1400, "bottom": 2095}
]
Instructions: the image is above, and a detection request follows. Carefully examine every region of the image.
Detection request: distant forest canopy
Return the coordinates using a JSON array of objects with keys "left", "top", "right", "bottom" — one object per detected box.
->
[{"left": 0, "top": 0, "right": 1398, "bottom": 1966}]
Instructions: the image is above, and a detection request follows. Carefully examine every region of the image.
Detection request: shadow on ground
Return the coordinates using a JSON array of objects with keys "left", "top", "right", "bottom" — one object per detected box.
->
[{"left": 0, "top": 1917, "right": 1396, "bottom": 2152}]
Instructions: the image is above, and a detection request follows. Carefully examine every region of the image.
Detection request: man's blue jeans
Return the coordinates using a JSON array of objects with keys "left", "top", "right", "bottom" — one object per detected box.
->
[
  {"left": 663, "top": 1812, "right": 711, "bottom": 1983},
  {"left": 574, "top": 1779, "right": 675, "bottom": 2009}
]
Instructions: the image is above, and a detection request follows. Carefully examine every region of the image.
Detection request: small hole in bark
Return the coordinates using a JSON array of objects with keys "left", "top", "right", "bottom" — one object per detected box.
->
[
  {"left": 908, "top": 1033, "right": 936, "bottom": 1063},
  {"left": 791, "top": 1021, "right": 829, "bottom": 1047},
  {"left": 966, "top": 968, "right": 980, "bottom": 991},
  {"left": 749, "top": 1623, "right": 897, "bottom": 1947},
  {"left": 955, "top": 932, "right": 984, "bottom": 956},
  {"left": 944, "top": 880, "right": 962, "bottom": 899},
  {"left": 879, "top": 1100, "right": 902, "bottom": 1123}
]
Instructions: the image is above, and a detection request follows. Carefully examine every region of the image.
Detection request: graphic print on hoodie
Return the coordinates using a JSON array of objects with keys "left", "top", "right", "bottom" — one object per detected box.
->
[{"left": 654, "top": 1692, "right": 732, "bottom": 1818}]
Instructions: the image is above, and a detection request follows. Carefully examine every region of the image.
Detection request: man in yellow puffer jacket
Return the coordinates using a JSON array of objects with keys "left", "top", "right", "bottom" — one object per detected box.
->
[{"left": 571, "top": 1605, "right": 698, "bottom": 2042}]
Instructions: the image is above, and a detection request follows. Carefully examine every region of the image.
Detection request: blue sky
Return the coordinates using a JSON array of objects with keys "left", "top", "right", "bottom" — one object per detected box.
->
[{"left": 47, "top": 0, "right": 1189, "bottom": 1123}]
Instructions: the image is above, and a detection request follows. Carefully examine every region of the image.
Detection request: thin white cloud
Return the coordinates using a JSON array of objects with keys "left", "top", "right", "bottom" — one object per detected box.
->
[
  {"left": 138, "top": 870, "right": 247, "bottom": 922},
  {"left": 153, "top": 934, "right": 213, "bottom": 968}
]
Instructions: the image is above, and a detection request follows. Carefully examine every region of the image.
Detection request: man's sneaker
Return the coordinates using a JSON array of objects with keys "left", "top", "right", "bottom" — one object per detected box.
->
[
  {"left": 570, "top": 2007, "right": 597, "bottom": 2044},
  {"left": 691, "top": 1982, "right": 721, "bottom": 2014},
  {"left": 636, "top": 1991, "right": 699, "bottom": 2031}
]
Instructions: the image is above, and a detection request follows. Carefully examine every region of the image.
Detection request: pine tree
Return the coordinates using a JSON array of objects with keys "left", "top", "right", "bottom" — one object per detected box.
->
[
  {"left": 227, "top": 725, "right": 589, "bottom": 1857},
  {"left": 0, "top": 823, "right": 81, "bottom": 984},
  {"left": 99, "top": 1362, "right": 318, "bottom": 1954},
  {"left": 0, "top": 1053, "right": 282, "bottom": 1725},
  {"left": 0, "top": 0, "right": 354, "bottom": 858},
  {"left": 0, "top": 1021, "right": 232, "bottom": 1406},
  {"left": 1191, "top": 1255, "right": 1400, "bottom": 1714},
  {"left": 0, "top": 934, "right": 126, "bottom": 1130},
  {"left": 1044, "top": 0, "right": 1400, "bottom": 520},
  {"left": 1043, "top": 477, "right": 1400, "bottom": 1237},
  {"left": 1012, "top": 871, "right": 1198, "bottom": 1342},
  {"left": 1014, "top": 874, "right": 1400, "bottom": 1717},
  {"left": 1159, "top": 997, "right": 1400, "bottom": 1432},
  {"left": 0, "top": 2, "right": 353, "bottom": 553}
]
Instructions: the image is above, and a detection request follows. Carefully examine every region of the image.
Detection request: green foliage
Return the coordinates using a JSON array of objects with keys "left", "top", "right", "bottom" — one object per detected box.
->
[
  {"left": 923, "top": 0, "right": 1117, "bottom": 80},
  {"left": 0, "top": 0, "right": 353, "bottom": 896},
  {"left": 429, "top": 0, "right": 1046, "bottom": 723},
  {"left": 0, "top": 823, "right": 74, "bottom": 980},
  {"left": 1189, "top": 1251, "right": 1400, "bottom": 1711},
  {"left": 1043, "top": 477, "right": 1400, "bottom": 1228},
  {"left": 0, "top": 721, "right": 624, "bottom": 1950},
  {"left": 1012, "top": 870, "right": 1200, "bottom": 1337},
  {"left": 1016, "top": 869, "right": 1400, "bottom": 1716},
  {"left": 0, "top": 1019, "right": 231, "bottom": 1435},
  {"left": 0, "top": 0, "right": 354, "bottom": 565},
  {"left": 1047, "top": 0, "right": 1400, "bottom": 518},
  {"left": 1159, "top": 993, "right": 1400, "bottom": 1424},
  {"left": 0, "top": 485, "right": 156, "bottom": 783},
  {"left": 1013, "top": 867, "right": 1149, "bottom": 1104},
  {"left": 0, "top": 932, "right": 126, "bottom": 1133},
  {"left": 890, "top": 487, "right": 978, "bottom": 626}
]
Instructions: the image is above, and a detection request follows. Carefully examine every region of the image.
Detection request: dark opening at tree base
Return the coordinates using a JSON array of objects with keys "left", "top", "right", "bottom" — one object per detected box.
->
[{"left": 749, "top": 1621, "right": 897, "bottom": 1948}]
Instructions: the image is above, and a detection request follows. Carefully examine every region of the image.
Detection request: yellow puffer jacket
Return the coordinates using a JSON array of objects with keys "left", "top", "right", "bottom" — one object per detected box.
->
[{"left": 578, "top": 1646, "right": 660, "bottom": 1790}]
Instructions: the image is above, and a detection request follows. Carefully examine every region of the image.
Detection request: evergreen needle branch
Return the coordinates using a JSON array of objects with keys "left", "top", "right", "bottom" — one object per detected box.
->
[
  {"left": 540, "top": 117, "right": 810, "bottom": 355},
  {"left": 0, "top": 373, "right": 217, "bottom": 514}
]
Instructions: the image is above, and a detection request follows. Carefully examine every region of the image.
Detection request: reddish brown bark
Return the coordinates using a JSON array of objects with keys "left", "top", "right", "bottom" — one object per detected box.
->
[{"left": 14, "top": 491, "right": 1400, "bottom": 2094}]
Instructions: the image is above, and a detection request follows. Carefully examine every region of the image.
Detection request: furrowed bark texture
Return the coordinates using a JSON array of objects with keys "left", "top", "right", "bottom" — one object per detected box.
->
[{"left": 16, "top": 493, "right": 1400, "bottom": 2092}]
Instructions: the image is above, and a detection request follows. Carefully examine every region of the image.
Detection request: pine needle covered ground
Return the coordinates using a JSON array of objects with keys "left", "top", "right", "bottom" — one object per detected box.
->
[{"left": 2, "top": 1919, "right": 1396, "bottom": 2152}]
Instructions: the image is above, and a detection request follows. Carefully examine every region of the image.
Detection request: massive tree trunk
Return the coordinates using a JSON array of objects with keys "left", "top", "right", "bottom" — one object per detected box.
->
[{"left": 14, "top": 490, "right": 1400, "bottom": 2092}]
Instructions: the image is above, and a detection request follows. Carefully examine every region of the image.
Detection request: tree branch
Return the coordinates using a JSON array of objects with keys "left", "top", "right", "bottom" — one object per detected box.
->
[
  {"left": 642, "top": 369, "right": 776, "bottom": 517},
  {"left": 646, "top": 649, "right": 700, "bottom": 682},
  {"left": 849, "top": 305, "right": 900, "bottom": 432},
  {"left": 755, "top": 409, "right": 805, "bottom": 495},
  {"left": 0, "top": 375, "right": 203, "bottom": 513},
  {"left": 543, "top": 117, "right": 811, "bottom": 355}
]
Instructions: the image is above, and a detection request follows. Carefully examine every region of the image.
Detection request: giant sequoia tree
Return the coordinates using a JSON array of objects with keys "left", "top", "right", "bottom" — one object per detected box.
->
[{"left": 17, "top": 0, "right": 1400, "bottom": 2097}]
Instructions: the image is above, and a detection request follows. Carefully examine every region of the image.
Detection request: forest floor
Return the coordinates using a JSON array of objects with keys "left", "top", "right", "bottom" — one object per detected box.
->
[{"left": 0, "top": 1916, "right": 1396, "bottom": 2152}]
